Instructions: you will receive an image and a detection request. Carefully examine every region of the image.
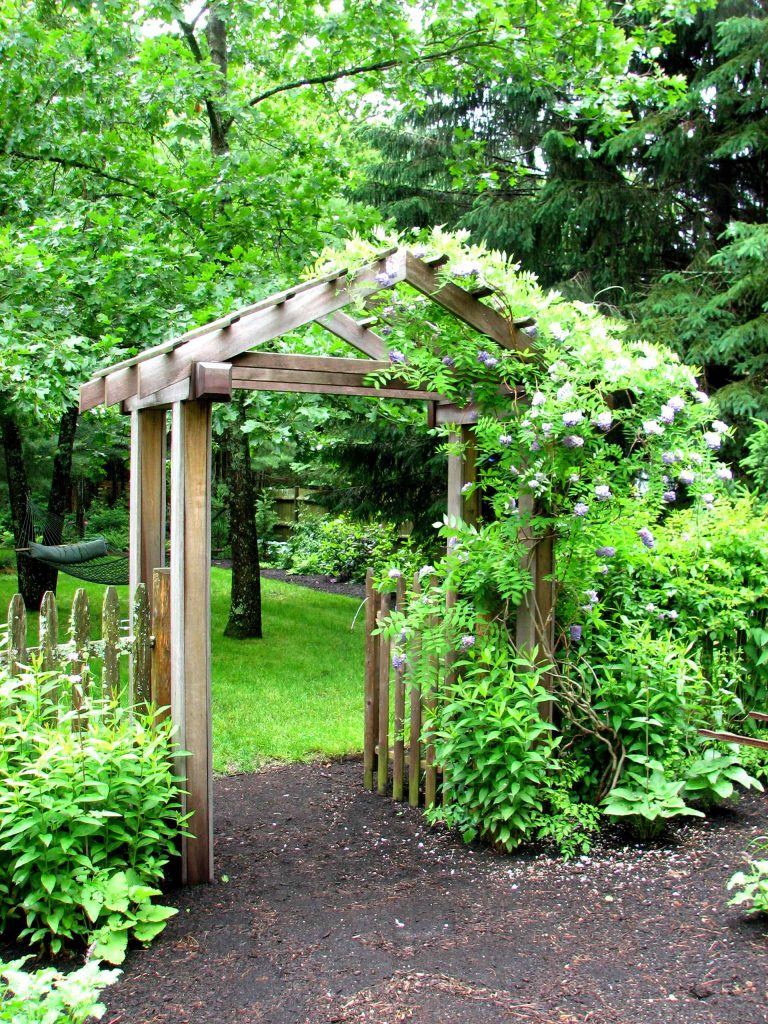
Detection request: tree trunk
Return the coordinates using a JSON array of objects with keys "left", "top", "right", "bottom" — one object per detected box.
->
[
  {"left": 0, "top": 408, "right": 57, "bottom": 607},
  {"left": 47, "top": 405, "right": 79, "bottom": 543},
  {"left": 223, "top": 396, "right": 262, "bottom": 638}
]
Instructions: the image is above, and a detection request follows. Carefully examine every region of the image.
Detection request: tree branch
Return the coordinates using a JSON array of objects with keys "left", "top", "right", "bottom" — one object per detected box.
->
[
  {"left": 6, "top": 149, "right": 158, "bottom": 194},
  {"left": 241, "top": 39, "right": 496, "bottom": 113}
]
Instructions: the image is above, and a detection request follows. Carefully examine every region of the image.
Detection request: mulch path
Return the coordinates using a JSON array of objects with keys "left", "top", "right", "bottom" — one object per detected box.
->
[{"left": 93, "top": 759, "right": 768, "bottom": 1024}]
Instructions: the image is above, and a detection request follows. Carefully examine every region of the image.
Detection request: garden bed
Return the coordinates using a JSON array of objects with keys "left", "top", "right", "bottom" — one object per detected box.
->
[{"left": 81, "top": 759, "right": 768, "bottom": 1024}]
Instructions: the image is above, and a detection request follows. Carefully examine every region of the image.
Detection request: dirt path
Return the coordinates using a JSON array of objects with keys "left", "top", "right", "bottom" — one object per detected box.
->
[{"left": 101, "top": 760, "right": 768, "bottom": 1024}]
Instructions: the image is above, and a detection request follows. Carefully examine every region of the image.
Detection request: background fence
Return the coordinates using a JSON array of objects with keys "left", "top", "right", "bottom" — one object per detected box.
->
[
  {"left": 363, "top": 568, "right": 447, "bottom": 808},
  {"left": 2, "top": 569, "right": 170, "bottom": 716}
]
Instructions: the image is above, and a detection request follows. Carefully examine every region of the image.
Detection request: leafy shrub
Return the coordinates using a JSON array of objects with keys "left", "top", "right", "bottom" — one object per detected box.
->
[
  {"left": 0, "top": 665, "right": 185, "bottom": 959},
  {"left": 0, "top": 958, "right": 119, "bottom": 1024},
  {"left": 682, "top": 749, "right": 763, "bottom": 809},
  {"left": 727, "top": 837, "right": 768, "bottom": 915},
  {"left": 286, "top": 512, "right": 429, "bottom": 583},
  {"left": 80, "top": 498, "right": 130, "bottom": 551}
]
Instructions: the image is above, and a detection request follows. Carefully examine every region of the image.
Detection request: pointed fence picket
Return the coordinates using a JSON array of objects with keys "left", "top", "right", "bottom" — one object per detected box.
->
[
  {"left": 2, "top": 574, "right": 169, "bottom": 721},
  {"left": 364, "top": 569, "right": 445, "bottom": 808}
]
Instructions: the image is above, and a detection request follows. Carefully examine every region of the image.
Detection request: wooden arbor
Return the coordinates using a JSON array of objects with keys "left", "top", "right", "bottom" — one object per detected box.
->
[{"left": 78, "top": 247, "right": 551, "bottom": 885}]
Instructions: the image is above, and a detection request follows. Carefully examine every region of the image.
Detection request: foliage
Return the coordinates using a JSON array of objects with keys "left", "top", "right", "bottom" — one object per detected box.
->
[
  {"left": 283, "top": 512, "right": 429, "bottom": 584},
  {"left": 334, "top": 226, "right": 765, "bottom": 852},
  {"left": 0, "top": 958, "right": 119, "bottom": 1024},
  {"left": 79, "top": 499, "right": 130, "bottom": 551},
  {"left": 0, "top": 665, "right": 184, "bottom": 959},
  {"left": 682, "top": 748, "right": 763, "bottom": 809},
  {"left": 728, "top": 836, "right": 768, "bottom": 914}
]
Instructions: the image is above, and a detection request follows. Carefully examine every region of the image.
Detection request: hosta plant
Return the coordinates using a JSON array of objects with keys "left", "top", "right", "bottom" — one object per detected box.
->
[{"left": 727, "top": 838, "right": 768, "bottom": 915}]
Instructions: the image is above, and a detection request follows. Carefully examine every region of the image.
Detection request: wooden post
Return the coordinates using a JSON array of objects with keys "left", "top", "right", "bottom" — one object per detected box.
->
[
  {"left": 151, "top": 568, "right": 171, "bottom": 721},
  {"left": 408, "top": 574, "right": 423, "bottom": 807},
  {"left": 363, "top": 568, "right": 377, "bottom": 790},
  {"left": 39, "top": 591, "right": 58, "bottom": 707},
  {"left": 424, "top": 575, "right": 438, "bottom": 808},
  {"left": 7, "top": 594, "right": 26, "bottom": 677},
  {"left": 392, "top": 575, "right": 406, "bottom": 802},
  {"left": 515, "top": 491, "right": 537, "bottom": 655},
  {"left": 377, "top": 591, "right": 392, "bottom": 796},
  {"left": 101, "top": 587, "right": 121, "bottom": 701},
  {"left": 446, "top": 426, "right": 477, "bottom": 525},
  {"left": 132, "top": 583, "right": 151, "bottom": 709},
  {"left": 534, "top": 532, "right": 555, "bottom": 722},
  {"left": 129, "top": 408, "right": 167, "bottom": 596},
  {"left": 170, "top": 399, "right": 213, "bottom": 885},
  {"left": 69, "top": 588, "right": 90, "bottom": 714}
]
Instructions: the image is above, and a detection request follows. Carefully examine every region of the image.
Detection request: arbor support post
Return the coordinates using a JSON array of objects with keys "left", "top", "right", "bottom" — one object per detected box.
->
[
  {"left": 169, "top": 399, "right": 213, "bottom": 884},
  {"left": 446, "top": 426, "right": 477, "bottom": 524}
]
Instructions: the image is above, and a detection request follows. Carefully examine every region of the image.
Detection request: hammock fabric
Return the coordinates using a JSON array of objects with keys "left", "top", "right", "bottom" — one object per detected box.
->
[{"left": 26, "top": 538, "right": 129, "bottom": 586}]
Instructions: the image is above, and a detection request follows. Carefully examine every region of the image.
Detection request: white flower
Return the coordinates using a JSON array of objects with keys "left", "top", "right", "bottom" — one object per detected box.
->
[
  {"left": 549, "top": 322, "right": 568, "bottom": 341},
  {"left": 556, "top": 382, "right": 574, "bottom": 402},
  {"left": 712, "top": 419, "right": 729, "bottom": 434},
  {"left": 643, "top": 419, "right": 664, "bottom": 436}
]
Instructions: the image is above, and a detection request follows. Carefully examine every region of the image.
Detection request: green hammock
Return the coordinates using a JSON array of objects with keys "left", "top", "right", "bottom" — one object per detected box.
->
[{"left": 27, "top": 538, "right": 130, "bottom": 587}]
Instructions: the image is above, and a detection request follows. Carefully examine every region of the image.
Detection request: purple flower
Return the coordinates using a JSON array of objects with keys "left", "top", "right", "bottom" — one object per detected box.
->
[
  {"left": 595, "top": 546, "right": 616, "bottom": 558},
  {"left": 411, "top": 245, "right": 427, "bottom": 258},
  {"left": 375, "top": 268, "right": 397, "bottom": 287},
  {"left": 532, "top": 391, "right": 546, "bottom": 407},
  {"left": 399, "top": 628, "right": 408, "bottom": 643},
  {"left": 668, "top": 610, "right": 679, "bottom": 621},
  {"left": 509, "top": 465, "right": 520, "bottom": 477},
  {"left": 679, "top": 468, "right": 696, "bottom": 485},
  {"left": 594, "top": 485, "right": 612, "bottom": 501},
  {"left": 643, "top": 419, "right": 664, "bottom": 436},
  {"left": 453, "top": 263, "right": 480, "bottom": 279},
  {"left": 541, "top": 422, "right": 553, "bottom": 435},
  {"left": 460, "top": 634, "right": 476, "bottom": 650},
  {"left": 584, "top": 589, "right": 599, "bottom": 604},
  {"left": 380, "top": 325, "right": 393, "bottom": 337},
  {"left": 382, "top": 305, "right": 396, "bottom": 317},
  {"left": 388, "top": 349, "right": 406, "bottom": 364},
  {"left": 712, "top": 419, "right": 729, "bottom": 434},
  {"left": 598, "top": 564, "right": 609, "bottom": 574},
  {"left": 392, "top": 653, "right": 407, "bottom": 671},
  {"left": 550, "top": 322, "right": 568, "bottom": 341},
  {"left": 702, "top": 492, "right": 715, "bottom": 504},
  {"left": 594, "top": 411, "right": 613, "bottom": 431},
  {"left": 690, "top": 452, "right": 703, "bottom": 465},
  {"left": 715, "top": 465, "right": 733, "bottom": 481},
  {"left": 418, "top": 565, "right": 435, "bottom": 579},
  {"left": 662, "top": 490, "right": 677, "bottom": 503},
  {"left": 562, "top": 435, "right": 584, "bottom": 449},
  {"left": 388, "top": 568, "right": 402, "bottom": 579},
  {"left": 694, "top": 390, "right": 710, "bottom": 404},
  {"left": 441, "top": 355, "right": 455, "bottom": 367},
  {"left": 638, "top": 527, "right": 655, "bottom": 549},
  {"left": 461, "top": 482, "right": 473, "bottom": 494},
  {"left": 661, "top": 451, "right": 676, "bottom": 465},
  {"left": 563, "top": 410, "right": 584, "bottom": 427},
  {"left": 659, "top": 405, "right": 676, "bottom": 425},
  {"left": 556, "top": 382, "right": 574, "bottom": 402},
  {"left": 668, "top": 396, "right": 686, "bottom": 412},
  {"left": 704, "top": 431, "right": 722, "bottom": 450},
  {"left": 569, "top": 624, "right": 582, "bottom": 641},
  {"left": 645, "top": 603, "right": 657, "bottom": 612},
  {"left": 574, "top": 502, "right": 589, "bottom": 517},
  {"left": 499, "top": 434, "right": 512, "bottom": 446}
]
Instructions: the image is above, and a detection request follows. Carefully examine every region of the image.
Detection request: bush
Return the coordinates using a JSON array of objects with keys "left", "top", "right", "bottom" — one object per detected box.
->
[
  {"left": 285, "top": 512, "right": 430, "bottom": 583},
  {"left": 0, "top": 958, "right": 119, "bottom": 1024},
  {"left": 80, "top": 499, "right": 130, "bottom": 551},
  {"left": 0, "top": 664, "right": 185, "bottom": 961},
  {"left": 728, "top": 837, "right": 768, "bottom": 915}
]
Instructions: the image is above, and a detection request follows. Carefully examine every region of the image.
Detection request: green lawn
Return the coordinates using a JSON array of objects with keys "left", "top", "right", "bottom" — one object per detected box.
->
[{"left": 0, "top": 566, "right": 365, "bottom": 774}]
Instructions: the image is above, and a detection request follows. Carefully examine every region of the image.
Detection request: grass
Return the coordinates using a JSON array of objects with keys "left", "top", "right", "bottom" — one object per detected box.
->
[{"left": 0, "top": 565, "right": 365, "bottom": 774}]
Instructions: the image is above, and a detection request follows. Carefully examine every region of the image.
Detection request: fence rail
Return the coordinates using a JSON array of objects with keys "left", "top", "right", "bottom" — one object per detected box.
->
[
  {"left": 3, "top": 573, "right": 170, "bottom": 712},
  {"left": 363, "top": 569, "right": 445, "bottom": 808}
]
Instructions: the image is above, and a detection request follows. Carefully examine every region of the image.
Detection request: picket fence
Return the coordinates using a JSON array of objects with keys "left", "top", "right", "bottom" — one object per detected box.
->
[
  {"left": 363, "top": 568, "right": 451, "bottom": 808},
  {"left": 2, "top": 569, "right": 170, "bottom": 714}
]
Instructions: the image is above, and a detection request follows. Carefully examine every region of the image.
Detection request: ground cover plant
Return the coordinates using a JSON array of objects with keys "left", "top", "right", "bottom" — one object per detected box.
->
[
  {"left": 319, "top": 228, "right": 768, "bottom": 855},
  {"left": 0, "top": 957, "right": 119, "bottom": 1024},
  {"left": 0, "top": 663, "right": 183, "bottom": 963}
]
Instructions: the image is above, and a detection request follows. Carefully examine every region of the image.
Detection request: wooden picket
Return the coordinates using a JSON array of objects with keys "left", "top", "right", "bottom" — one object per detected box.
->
[
  {"left": 2, "top": 573, "right": 169, "bottom": 721},
  {"left": 363, "top": 569, "right": 445, "bottom": 808}
]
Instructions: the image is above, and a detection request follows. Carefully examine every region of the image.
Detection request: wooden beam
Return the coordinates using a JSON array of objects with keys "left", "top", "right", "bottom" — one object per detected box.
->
[
  {"left": 132, "top": 255, "right": 406, "bottom": 402},
  {"left": 404, "top": 253, "right": 533, "bottom": 352},
  {"left": 104, "top": 367, "right": 138, "bottom": 406},
  {"left": 233, "top": 378, "right": 439, "bottom": 401},
  {"left": 232, "top": 352, "right": 388, "bottom": 375},
  {"left": 122, "top": 378, "right": 191, "bottom": 414},
  {"left": 79, "top": 378, "right": 105, "bottom": 413},
  {"left": 437, "top": 403, "right": 481, "bottom": 426},
  {"left": 194, "top": 361, "right": 232, "bottom": 401},
  {"left": 317, "top": 311, "right": 388, "bottom": 360},
  {"left": 170, "top": 399, "right": 213, "bottom": 884},
  {"left": 699, "top": 728, "right": 768, "bottom": 751}
]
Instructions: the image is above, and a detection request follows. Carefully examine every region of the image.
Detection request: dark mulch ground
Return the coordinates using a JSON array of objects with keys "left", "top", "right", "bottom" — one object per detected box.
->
[{"left": 90, "top": 760, "right": 768, "bottom": 1024}]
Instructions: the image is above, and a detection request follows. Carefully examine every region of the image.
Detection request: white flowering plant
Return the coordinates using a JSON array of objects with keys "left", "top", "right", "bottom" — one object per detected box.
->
[{"left": 321, "top": 228, "right": 763, "bottom": 850}]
